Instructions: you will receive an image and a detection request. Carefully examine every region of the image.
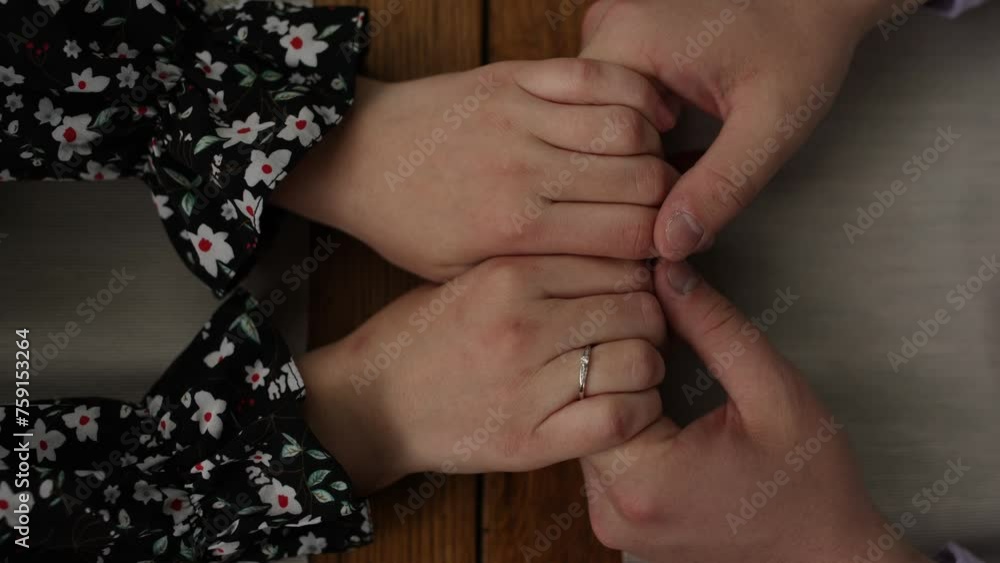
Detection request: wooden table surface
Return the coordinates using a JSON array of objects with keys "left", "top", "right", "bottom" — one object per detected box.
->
[{"left": 308, "top": 1, "right": 617, "bottom": 562}]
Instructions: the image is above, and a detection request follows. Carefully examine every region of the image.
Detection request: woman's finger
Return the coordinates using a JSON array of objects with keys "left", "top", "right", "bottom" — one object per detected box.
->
[
  {"left": 529, "top": 339, "right": 666, "bottom": 413},
  {"left": 541, "top": 153, "right": 678, "bottom": 206},
  {"left": 517, "top": 202, "right": 658, "bottom": 260},
  {"left": 522, "top": 97, "right": 664, "bottom": 157},
  {"left": 505, "top": 256, "right": 652, "bottom": 299},
  {"left": 514, "top": 57, "right": 676, "bottom": 131},
  {"left": 533, "top": 389, "right": 662, "bottom": 462},
  {"left": 544, "top": 292, "right": 667, "bottom": 353}
]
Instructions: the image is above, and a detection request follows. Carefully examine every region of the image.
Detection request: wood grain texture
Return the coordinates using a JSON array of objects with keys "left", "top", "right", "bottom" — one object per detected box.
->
[
  {"left": 484, "top": 1, "right": 620, "bottom": 562},
  {"left": 309, "top": 1, "right": 483, "bottom": 562}
]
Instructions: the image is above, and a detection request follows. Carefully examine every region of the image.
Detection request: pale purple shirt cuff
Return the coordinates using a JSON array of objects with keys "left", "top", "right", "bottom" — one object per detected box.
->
[
  {"left": 935, "top": 542, "right": 986, "bottom": 563},
  {"left": 927, "top": 0, "right": 990, "bottom": 17}
]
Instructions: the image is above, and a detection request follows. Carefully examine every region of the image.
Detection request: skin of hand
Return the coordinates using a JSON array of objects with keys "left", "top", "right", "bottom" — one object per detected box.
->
[
  {"left": 577, "top": 262, "right": 933, "bottom": 563},
  {"left": 296, "top": 256, "right": 668, "bottom": 496},
  {"left": 579, "top": 0, "right": 908, "bottom": 261},
  {"left": 274, "top": 58, "right": 680, "bottom": 282}
]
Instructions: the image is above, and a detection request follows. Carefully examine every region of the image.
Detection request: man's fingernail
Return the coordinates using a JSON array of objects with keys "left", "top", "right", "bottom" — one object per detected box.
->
[
  {"left": 665, "top": 211, "right": 704, "bottom": 257},
  {"left": 666, "top": 262, "right": 700, "bottom": 295}
]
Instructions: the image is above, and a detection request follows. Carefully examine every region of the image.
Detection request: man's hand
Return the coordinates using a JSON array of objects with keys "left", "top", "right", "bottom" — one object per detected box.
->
[
  {"left": 580, "top": 0, "right": 903, "bottom": 260},
  {"left": 578, "top": 261, "right": 933, "bottom": 563}
]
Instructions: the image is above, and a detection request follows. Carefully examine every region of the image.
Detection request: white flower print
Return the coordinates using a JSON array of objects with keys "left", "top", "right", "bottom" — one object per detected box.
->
[
  {"left": 117, "top": 64, "right": 139, "bottom": 88},
  {"left": 147, "top": 395, "right": 163, "bottom": 417},
  {"left": 282, "top": 361, "right": 305, "bottom": 392},
  {"left": 29, "top": 419, "right": 65, "bottom": 462},
  {"left": 0, "top": 170, "right": 13, "bottom": 182},
  {"left": 112, "top": 42, "right": 138, "bottom": 60},
  {"left": 63, "top": 39, "right": 81, "bottom": 59},
  {"left": 216, "top": 112, "right": 274, "bottom": 148},
  {"left": 63, "top": 405, "right": 100, "bottom": 441},
  {"left": 194, "top": 51, "right": 227, "bottom": 81},
  {"left": 80, "top": 161, "right": 119, "bottom": 181},
  {"left": 288, "top": 515, "right": 323, "bottom": 528},
  {"left": 34, "top": 97, "right": 63, "bottom": 126},
  {"left": 331, "top": 75, "right": 347, "bottom": 91},
  {"left": 277, "top": 106, "right": 321, "bottom": 147},
  {"left": 162, "top": 489, "right": 193, "bottom": 524},
  {"left": 191, "top": 459, "right": 215, "bottom": 479},
  {"left": 5, "top": 93, "right": 22, "bottom": 112},
  {"left": 158, "top": 411, "right": 176, "bottom": 439},
  {"left": 39, "top": 479, "right": 53, "bottom": 499},
  {"left": 52, "top": 114, "right": 100, "bottom": 161},
  {"left": 65, "top": 68, "right": 110, "bottom": 93},
  {"left": 263, "top": 15, "right": 289, "bottom": 34},
  {"left": 208, "top": 541, "right": 240, "bottom": 557},
  {"left": 315, "top": 105, "right": 343, "bottom": 126},
  {"left": 173, "top": 522, "right": 190, "bottom": 537},
  {"left": 244, "top": 360, "right": 270, "bottom": 390},
  {"left": 250, "top": 451, "right": 272, "bottom": 466},
  {"left": 207, "top": 88, "right": 227, "bottom": 113},
  {"left": 259, "top": 478, "right": 302, "bottom": 516},
  {"left": 203, "top": 336, "right": 235, "bottom": 370},
  {"left": 186, "top": 224, "right": 234, "bottom": 278},
  {"left": 0, "top": 65, "right": 24, "bottom": 87},
  {"left": 289, "top": 72, "right": 306, "bottom": 85},
  {"left": 152, "top": 61, "right": 182, "bottom": 90},
  {"left": 244, "top": 148, "right": 291, "bottom": 188},
  {"left": 279, "top": 23, "right": 328, "bottom": 68},
  {"left": 297, "top": 532, "right": 328, "bottom": 555},
  {"left": 104, "top": 485, "right": 121, "bottom": 504},
  {"left": 133, "top": 480, "right": 163, "bottom": 504},
  {"left": 136, "top": 0, "right": 165, "bottom": 14},
  {"left": 220, "top": 201, "right": 238, "bottom": 221},
  {"left": 152, "top": 194, "right": 174, "bottom": 219},
  {"left": 138, "top": 454, "right": 169, "bottom": 472},
  {"left": 7, "top": 120, "right": 18, "bottom": 136},
  {"left": 0, "top": 482, "right": 30, "bottom": 528},
  {"left": 191, "top": 390, "right": 227, "bottom": 439}
]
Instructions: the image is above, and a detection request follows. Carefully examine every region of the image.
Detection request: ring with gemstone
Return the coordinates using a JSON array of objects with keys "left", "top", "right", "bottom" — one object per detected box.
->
[{"left": 578, "top": 345, "right": 592, "bottom": 400}]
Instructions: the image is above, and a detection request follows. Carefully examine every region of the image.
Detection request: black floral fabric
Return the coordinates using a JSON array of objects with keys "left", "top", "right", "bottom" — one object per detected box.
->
[
  {"left": 1, "top": 292, "right": 373, "bottom": 562},
  {"left": 0, "top": 0, "right": 374, "bottom": 561},
  {"left": 0, "top": 0, "right": 367, "bottom": 296}
]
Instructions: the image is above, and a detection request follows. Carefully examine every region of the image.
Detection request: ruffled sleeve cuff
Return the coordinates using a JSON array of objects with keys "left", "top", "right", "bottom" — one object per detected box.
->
[
  {"left": 0, "top": 291, "right": 372, "bottom": 561},
  {"left": 0, "top": 0, "right": 369, "bottom": 295}
]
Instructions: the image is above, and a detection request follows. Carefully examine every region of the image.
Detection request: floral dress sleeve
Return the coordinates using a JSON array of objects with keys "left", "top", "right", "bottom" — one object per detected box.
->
[
  {"left": 1, "top": 291, "right": 373, "bottom": 562},
  {"left": 0, "top": 0, "right": 368, "bottom": 296}
]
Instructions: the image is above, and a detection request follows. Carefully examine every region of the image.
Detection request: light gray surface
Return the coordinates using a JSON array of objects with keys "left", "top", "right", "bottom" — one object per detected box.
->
[{"left": 0, "top": 4, "right": 997, "bottom": 562}]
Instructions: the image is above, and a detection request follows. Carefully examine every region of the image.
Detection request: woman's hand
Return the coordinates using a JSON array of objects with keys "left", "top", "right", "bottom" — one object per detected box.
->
[
  {"left": 579, "top": 0, "right": 900, "bottom": 261},
  {"left": 578, "top": 262, "right": 931, "bottom": 563},
  {"left": 298, "top": 256, "right": 667, "bottom": 495},
  {"left": 275, "top": 59, "right": 678, "bottom": 281}
]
